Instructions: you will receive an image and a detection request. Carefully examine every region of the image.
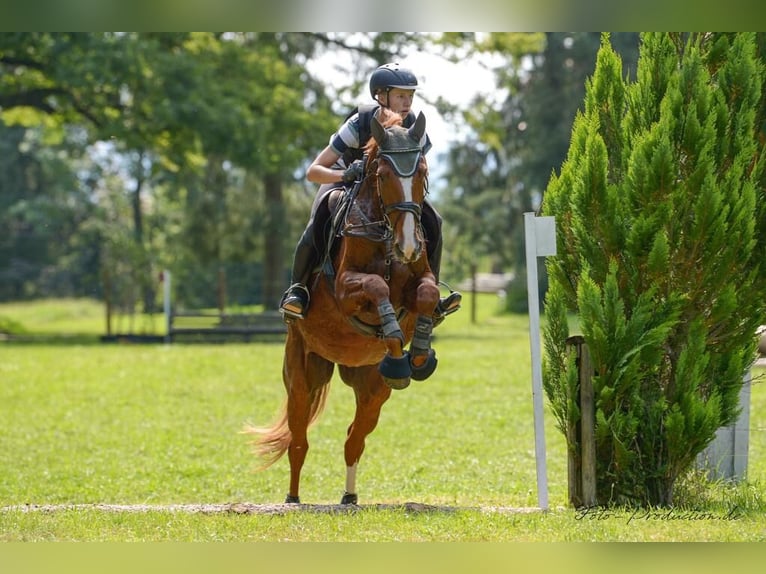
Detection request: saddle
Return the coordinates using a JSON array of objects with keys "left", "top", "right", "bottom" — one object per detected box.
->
[{"left": 318, "top": 181, "right": 364, "bottom": 287}]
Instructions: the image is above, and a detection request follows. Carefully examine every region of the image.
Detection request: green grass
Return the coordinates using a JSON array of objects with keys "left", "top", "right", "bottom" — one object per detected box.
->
[{"left": 1, "top": 295, "right": 765, "bottom": 541}]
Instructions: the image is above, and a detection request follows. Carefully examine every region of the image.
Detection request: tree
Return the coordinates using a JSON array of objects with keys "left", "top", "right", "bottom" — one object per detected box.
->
[
  {"left": 0, "top": 33, "right": 339, "bottom": 309},
  {"left": 542, "top": 33, "right": 766, "bottom": 506},
  {"left": 436, "top": 33, "right": 639, "bottom": 306}
]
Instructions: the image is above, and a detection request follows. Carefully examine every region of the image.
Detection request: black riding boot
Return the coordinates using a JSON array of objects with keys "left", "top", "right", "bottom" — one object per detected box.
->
[
  {"left": 423, "top": 203, "right": 461, "bottom": 324},
  {"left": 280, "top": 228, "right": 317, "bottom": 320}
]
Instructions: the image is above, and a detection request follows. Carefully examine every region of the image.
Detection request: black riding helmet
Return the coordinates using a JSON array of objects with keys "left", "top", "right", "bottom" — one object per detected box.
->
[{"left": 369, "top": 63, "right": 419, "bottom": 100}]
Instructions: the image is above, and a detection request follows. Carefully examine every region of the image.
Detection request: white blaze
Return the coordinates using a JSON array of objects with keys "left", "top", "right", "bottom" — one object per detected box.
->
[{"left": 398, "top": 176, "right": 418, "bottom": 261}]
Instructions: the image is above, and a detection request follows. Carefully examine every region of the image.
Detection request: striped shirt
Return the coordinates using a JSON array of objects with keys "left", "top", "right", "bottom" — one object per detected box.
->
[{"left": 329, "top": 111, "right": 433, "bottom": 169}]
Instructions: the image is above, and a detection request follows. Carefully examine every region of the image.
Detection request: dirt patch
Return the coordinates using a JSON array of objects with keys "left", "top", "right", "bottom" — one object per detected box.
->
[{"left": 3, "top": 502, "right": 542, "bottom": 515}]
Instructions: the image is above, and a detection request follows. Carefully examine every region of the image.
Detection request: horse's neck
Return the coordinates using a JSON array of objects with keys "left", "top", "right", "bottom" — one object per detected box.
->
[{"left": 352, "top": 179, "right": 382, "bottom": 221}]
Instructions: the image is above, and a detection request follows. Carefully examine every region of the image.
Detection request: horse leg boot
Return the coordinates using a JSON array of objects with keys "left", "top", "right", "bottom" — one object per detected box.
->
[
  {"left": 422, "top": 202, "right": 462, "bottom": 326},
  {"left": 280, "top": 227, "right": 317, "bottom": 320},
  {"left": 409, "top": 315, "right": 438, "bottom": 380},
  {"left": 376, "top": 300, "right": 412, "bottom": 389}
]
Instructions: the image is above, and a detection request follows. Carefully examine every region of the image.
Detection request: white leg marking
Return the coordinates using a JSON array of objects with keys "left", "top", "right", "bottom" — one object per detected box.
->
[{"left": 345, "top": 463, "right": 358, "bottom": 494}]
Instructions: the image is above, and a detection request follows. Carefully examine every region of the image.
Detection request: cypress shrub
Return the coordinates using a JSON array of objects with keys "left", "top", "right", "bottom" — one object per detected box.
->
[{"left": 542, "top": 33, "right": 766, "bottom": 506}]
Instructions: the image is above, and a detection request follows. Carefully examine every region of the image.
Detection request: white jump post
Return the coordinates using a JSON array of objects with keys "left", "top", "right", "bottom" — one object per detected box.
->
[{"left": 524, "top": 212, "right": 557, "bottom": 511}]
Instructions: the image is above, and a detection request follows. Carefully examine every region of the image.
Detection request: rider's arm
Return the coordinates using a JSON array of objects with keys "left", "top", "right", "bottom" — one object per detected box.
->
[{"left": 306, "top": 146, "right": 345, "bottom": 184}]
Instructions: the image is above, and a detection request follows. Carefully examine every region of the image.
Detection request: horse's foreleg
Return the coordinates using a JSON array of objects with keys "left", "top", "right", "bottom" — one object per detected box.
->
[
  {"left": 409, "top": 277, "right": 440, "bottom": 380},
  {"left": 338, "top": 365, "right": 392, "bottom": 505},
  {"left": 409, "top": 315, "right": 438, "bottom": 380},
  {"left": 338, "top": 271, "right": 411, "bottom": 387},
  {"left": 339, "top": 271, "right": 399, "bottom": 348},
  {"left": 376, "top": 298, "right": 413, "bottom": 388}
]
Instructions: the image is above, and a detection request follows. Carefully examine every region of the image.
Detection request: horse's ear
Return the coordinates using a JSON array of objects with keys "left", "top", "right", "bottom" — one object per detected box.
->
[
  {"left": 408, "top": 111, "right": 426, "bottom": 143},
  {"left": 371, "top": 114, "right": 387, "bottom": 146}
]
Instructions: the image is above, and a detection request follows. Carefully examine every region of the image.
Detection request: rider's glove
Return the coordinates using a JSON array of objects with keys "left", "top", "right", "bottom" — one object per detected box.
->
[{"left": 341, "top": 160, "right": 365, "bottom": 183}]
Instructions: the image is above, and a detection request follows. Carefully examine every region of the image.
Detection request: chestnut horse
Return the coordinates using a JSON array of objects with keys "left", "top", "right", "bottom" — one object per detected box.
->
[{"left": 249, "top": 109, "right": 441, "bottom": 505}]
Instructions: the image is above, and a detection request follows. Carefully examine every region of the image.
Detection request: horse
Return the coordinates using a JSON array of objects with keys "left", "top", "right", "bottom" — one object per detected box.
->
[{"left": 247, "top": 109, "right": 441, "bottom": 505}]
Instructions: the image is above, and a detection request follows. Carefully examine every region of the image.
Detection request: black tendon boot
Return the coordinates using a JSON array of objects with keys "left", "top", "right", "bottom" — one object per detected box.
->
[
  {"left": 280, "top": 229, "right": 317, "bottom": 321},
  {"left": 423, "top": 203, "right": 462, "bottom": 326}
]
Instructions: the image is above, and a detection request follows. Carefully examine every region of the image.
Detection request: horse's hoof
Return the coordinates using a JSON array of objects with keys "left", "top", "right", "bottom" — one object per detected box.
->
[
  {"left": 410, "top": 349, "right": 438, "bottom": 381},
  {"left": 383, "top": 376, "right": 411, "bottom": 390},
  {"left": 379, "top": 352, "right": 412, "bottom": 380},
  {"left": 285, "top": 495, "right": 301, "bottom": 504},
  {"left": 340, "top": 492, "right": 358, "bottom": 505}
]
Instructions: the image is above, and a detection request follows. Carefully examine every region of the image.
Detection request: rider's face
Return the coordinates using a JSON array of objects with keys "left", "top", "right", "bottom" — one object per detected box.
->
[{"left": 383, "top": 88, "right": 415, "bottom": 115}]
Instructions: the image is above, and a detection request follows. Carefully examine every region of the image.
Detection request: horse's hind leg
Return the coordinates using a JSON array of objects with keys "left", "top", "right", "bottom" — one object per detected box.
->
[
  {"left": 338, "top": 365, "right": 392, "bottom": 505},
  {"left": 283, "top": 332, "right": 334, "bottom": 503}
]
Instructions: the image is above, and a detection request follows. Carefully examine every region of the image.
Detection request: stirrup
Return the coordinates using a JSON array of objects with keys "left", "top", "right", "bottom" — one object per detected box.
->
[
  {"left": 433, "top": 291, "right": 462, "bottom": 327},
  {"left": 436, "top": 291, "right": 462, "bottom": 317},
  {"left": 280, "top": 284, "right": 310, "bottom": 320}
]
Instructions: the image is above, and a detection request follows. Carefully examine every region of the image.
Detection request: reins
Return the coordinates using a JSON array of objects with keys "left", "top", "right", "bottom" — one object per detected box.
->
[
  {"left": 339, "top": 157, "right": 392, "bottom": 243},
  {"left": 340, "top": 152, "right": 427, "bottom": 244}
]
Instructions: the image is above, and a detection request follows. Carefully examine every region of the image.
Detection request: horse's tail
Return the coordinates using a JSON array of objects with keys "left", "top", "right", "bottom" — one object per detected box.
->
[{"left": 243, "top": 383, "right": 331, "bottom": 470}]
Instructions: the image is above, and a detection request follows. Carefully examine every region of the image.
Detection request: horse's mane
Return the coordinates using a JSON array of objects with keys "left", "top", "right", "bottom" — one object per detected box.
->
[{"left": 363, "top": 107, "right": 404, "bottom": 157}]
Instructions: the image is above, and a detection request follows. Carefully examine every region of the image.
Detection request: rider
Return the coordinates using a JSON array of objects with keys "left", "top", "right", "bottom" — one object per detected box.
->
[{"left": 279, "top": 62, "right": 461, "bottom": 323}]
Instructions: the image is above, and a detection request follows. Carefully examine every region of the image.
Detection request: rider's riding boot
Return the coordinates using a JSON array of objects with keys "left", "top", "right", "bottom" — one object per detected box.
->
[
  {"left": 423, "top": 205, "right": 462, "bottom": 326},
  {"left": 280, "top": 230, "right": 317, "bottom": 321}
]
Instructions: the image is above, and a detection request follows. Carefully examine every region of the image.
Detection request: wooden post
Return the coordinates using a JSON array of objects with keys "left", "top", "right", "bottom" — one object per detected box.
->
[
  {"left": 566, "top": 335, "right": 596, "bottom": 507},
  {"left": 470, "top": 263, "right": 477, "bottom": 325},
  {"left": 578, "top": 341, "right": 597, "bottom": 507},
  {"left": 162, "top": 270, "right": 171, "bottom": 344},
  {"left": 217, "top": 266, "right": 227, "bottom": 316},
  {"left": 103, "top": 268, "right": 112, "bottom": 337}
]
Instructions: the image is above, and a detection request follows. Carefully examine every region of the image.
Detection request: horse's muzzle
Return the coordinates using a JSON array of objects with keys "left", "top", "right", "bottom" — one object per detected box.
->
[{"left": 386, "top": 201, "right": 424, "bottom": 264}]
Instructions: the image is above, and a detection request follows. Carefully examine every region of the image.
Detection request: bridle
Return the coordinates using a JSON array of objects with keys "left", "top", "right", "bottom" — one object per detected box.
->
[
  {"left": 378, "top": 146, "right": 426, "bottom": 228},
  {"left": 341, "top": 148, "right": 428, "bottom": 244}
]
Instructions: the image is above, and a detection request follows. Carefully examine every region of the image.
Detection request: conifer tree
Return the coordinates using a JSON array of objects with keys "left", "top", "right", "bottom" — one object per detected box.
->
[{"left": 542, "top": 33, "right": 766, "bottom": 506}]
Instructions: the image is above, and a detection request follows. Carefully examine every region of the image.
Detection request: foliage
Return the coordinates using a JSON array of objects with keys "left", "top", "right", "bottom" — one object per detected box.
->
[
  {"left": 2, "top": 33, "right": 481, "bottom": 310},
  {"left": 436, "top": 33, "right": 640, "bottom": 306},
  {"left": 542, "top": 33, "right": 766, "bottom": 506},
  {"left": 0, "top": 33, "right": 340, "bottom": 308},
  {"left": 2, "top": 33, "right": 652, "bottom": 311}
]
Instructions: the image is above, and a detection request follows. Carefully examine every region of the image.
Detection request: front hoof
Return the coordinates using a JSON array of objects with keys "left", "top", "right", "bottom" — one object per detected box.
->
[
  {"left": 410, "top": 349, "right": 438, "bottom": 381},
  {"left": 340, "top": 492, "right": 358, "bottom": 505},
  {"left": 383, "top": 375, "right": 411, "bottom": 390},
  {"left": 285, "top": 494, "right": 301, "bottom": 504}
]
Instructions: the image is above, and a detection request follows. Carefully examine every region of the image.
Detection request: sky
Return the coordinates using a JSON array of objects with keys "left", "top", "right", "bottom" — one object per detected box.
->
[{"left": 402, "top": 50, "right": 502, "bottom": 182}]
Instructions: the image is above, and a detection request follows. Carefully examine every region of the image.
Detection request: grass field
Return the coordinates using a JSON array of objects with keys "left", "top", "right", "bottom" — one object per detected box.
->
[{"left": 1, "top": 295, "right": 765, "bottom": 543}]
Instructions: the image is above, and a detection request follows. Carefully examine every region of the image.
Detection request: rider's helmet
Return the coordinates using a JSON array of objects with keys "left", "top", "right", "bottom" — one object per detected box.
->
[{"left": 369, "top": 63, "right": 419, "bottom": 100}]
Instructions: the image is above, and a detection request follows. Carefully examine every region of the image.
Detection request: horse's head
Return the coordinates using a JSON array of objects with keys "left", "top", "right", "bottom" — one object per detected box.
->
[{"left": 368, "top": 110, "right": 429, "bottom": 265}]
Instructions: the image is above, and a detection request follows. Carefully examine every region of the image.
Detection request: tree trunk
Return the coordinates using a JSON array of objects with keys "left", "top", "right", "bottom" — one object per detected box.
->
[{"left": 130, "top": 150, "right": 156, "bottom": 314}]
